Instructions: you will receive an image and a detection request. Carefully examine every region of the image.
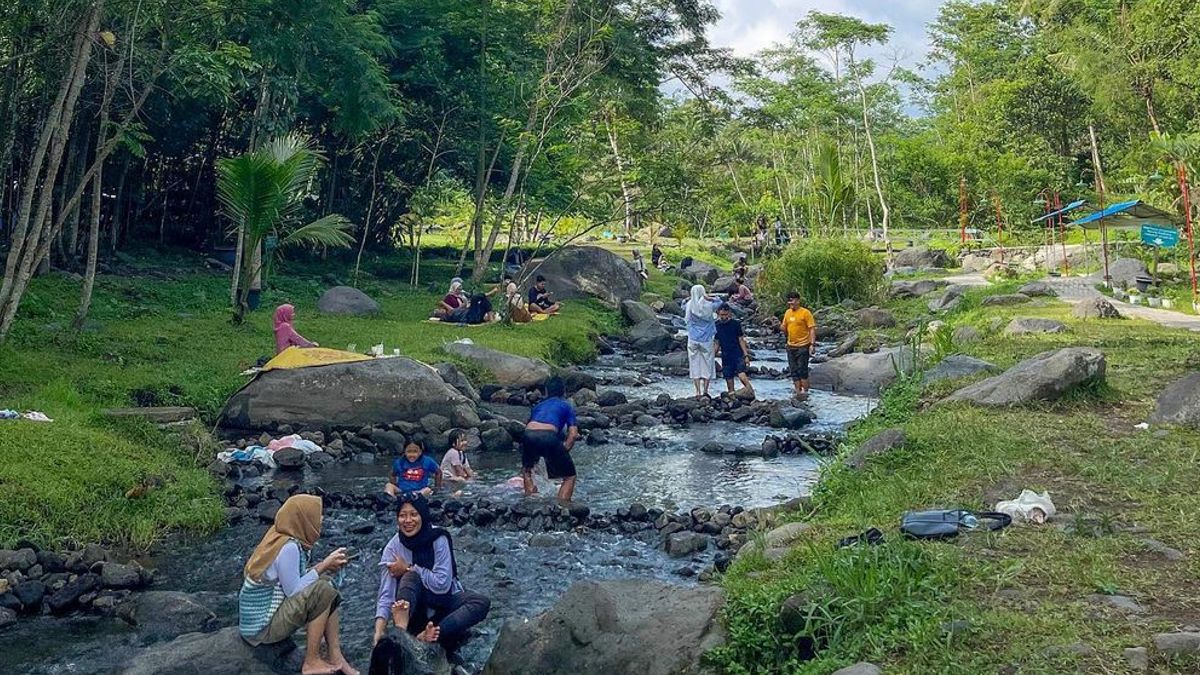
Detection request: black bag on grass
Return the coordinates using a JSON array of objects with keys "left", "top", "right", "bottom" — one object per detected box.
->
[{"left": 900, "top": 509, "right": 1011, "bottom": 540}]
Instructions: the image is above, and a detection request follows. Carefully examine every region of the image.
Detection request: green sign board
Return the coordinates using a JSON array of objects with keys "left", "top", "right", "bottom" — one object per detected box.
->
[{"left": 1141, "top": 224, "right": 1180, "bottom": 249}]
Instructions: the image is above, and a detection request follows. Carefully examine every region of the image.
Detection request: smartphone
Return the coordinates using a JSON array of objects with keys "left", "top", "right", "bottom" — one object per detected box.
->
[{"left": 342, "top": 547, "right": 360, "bottom": 562}]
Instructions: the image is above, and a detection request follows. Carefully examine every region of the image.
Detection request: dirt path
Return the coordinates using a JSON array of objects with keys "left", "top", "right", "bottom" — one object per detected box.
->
[{"left": 1047, "top": 276, "right": 1200, "bottom": 333}]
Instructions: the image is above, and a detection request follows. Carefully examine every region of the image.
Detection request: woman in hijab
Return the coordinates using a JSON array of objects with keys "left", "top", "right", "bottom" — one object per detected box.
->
[
  {"left": 684, "top": 284, "right": 719, "bottom": 398},
  {"left": 434, "top": 278, "right": 469, "bottom": 320},
  {"left": 238, "top": 495, "right": 356, "bottom": 675},
  {"left": 274, "top": 304, "right": 318, "bottom": 354},
  {"left": 372, "top": 494, "right": 490, "bottom": 653}
]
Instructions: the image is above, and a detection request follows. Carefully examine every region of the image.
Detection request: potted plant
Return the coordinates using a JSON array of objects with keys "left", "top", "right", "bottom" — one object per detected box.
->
[
  {"left": 1147, "top": 295, "right": 1163, "bottom": 308},
  {"left": 1128, "top": 289, "right": 1142, "bottom": 305},
  {"left": 1162, "top": 297, "right": 1175, "bottom": 309}
]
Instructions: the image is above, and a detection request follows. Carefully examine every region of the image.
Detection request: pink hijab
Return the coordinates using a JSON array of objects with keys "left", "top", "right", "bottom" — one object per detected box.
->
[{"left": 273, "top": 304, "right": 313, "bottom": 353}]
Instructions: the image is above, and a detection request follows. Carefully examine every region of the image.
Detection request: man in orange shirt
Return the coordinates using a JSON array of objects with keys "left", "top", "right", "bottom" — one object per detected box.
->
[{"left": 780, "top": 291, "right": 816, "bottom": 400}]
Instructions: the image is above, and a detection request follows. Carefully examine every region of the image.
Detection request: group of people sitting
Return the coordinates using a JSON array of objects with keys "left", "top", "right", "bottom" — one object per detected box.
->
[
  {"left": 432, "top": 275, "right": 561, "bottom": 325},
  {"left": 238, "top": 376, "right": 586, "bottom": 675}
]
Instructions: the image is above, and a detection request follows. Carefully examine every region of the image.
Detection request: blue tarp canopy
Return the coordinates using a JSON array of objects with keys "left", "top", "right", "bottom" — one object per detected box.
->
[
  {"left": 1070, "top": 199, "right": 1179, "bottom": 229},
  {"left": 1031, "top": 199, "right": 1087, "bottom": 224}
]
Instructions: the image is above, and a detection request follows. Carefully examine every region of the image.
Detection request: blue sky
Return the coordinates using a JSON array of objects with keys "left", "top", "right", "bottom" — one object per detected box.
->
[{"left": 710, "top": 0, "right": 942, "bottom": 69}]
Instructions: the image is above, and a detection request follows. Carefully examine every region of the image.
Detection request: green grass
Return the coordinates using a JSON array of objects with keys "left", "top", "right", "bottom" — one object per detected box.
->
[
  {"left": 715, "top": 285, "right": 1200, "bottom": 673},
  {"left": 0, "top": 247, "right": 615, "bottom": 550}
]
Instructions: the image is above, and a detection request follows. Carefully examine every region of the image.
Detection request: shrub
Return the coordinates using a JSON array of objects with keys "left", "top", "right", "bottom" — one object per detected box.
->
[{"left": 758, "top": 238, "right": 885, "bottom": 310}]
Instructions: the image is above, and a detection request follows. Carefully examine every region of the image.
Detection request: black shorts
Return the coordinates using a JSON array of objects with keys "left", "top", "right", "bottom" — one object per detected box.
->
[
  {"left": 787, "top": 347, "right": 811, "bottom": 380},
  {"left": 721, "top": 354, "right": 746, "bottom": 380},
  {"left": 521, "top": 429, "right": 576, "bottom": 480}
]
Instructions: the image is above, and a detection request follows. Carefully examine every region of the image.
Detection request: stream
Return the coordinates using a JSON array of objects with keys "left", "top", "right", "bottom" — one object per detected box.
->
[{"left": 6, "top": 337, "right": 874, "bottom": 674}]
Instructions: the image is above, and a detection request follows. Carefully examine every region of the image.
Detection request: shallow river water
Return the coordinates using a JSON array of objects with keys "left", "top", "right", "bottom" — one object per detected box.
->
[{"left": 7, "top": 341, "right": 874, "bottom": 674}]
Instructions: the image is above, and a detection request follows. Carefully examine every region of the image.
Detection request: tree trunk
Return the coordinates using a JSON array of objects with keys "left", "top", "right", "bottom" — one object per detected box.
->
[
  {"left": 857, "top": 77, "right": 890, "bottom": 242},
  {"left": 605, "top": 113, "right": 635, "bottom": 237},
  {"left": 74, "top": 148, "right": 103, "bottom": 330}
]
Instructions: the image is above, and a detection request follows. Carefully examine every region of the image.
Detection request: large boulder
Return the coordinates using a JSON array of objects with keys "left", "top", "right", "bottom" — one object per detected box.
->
[
  {"left": 940, "top": 347, "right": 1106, "bottom": 407},
  {"left": 1072, "top": 297, "right": 1122, "bottom": 320},
  {"left": 620, "top": 300, "right": 658, "bottom": 325},
  {"left": 443, "top": 341, "right": 552, "bottom": 389},
  {"left": 120, "top": 627, "right": 301, "bottom": 675},
  {"left": 316, "top": 285, "right": 380, "bottom": 315},
  {"left": 629, "top": 320, "right": 674, "bottom": 354},
  {"left": 117, "top": 591, "right": 218, "bottom": 642},
  {"left": 810, "top": 347, "right": 918, "bottom": 396},
  {"left": 1149, "top": 373, "right": 1200, "bottom": 429},
  {"left": 924, "top": 355, "right": 998, "bottom": 384},
  {"left": 434, "top": 362, "right": 480, "bottom": 402},
  {"left": 928, "top": 285, "right": 967, "bottom": 313},
  {"left": 1018, "top": 281, "right": 1056, "bottom": 297},
  {"left": 1003, "top": 318, "right": 1068, "bottom": 335},
  {"left": 890, "top": 279, "right": 948, "bottom": 299},
  {"left": 679, "top": 260, "right": 721, "bottom": 285},
  {"left": 220, "top": 357, "right": 479, "bottom": 431},
  {"left": 895, "top": 247, "right": 951, "bottom": 269},
  {"left": 855, "top": 307, "right": 896, "bottom": 329},
  {"left": 482, "top": 580, "right": 725, "bottom": 675},
  {"left": 1091, "top": 257, "right": 1149, "bottom": 287},
  {"left": 530, "top": 246, "right": 642, "bottom": 306},
  {"left": 711, "top": 275, "right": 739, "bottom": 294}
]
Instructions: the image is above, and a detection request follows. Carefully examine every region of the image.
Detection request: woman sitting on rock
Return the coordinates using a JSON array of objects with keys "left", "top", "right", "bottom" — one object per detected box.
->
[
  {"left": 372, "top": 493, "right": 490, "bottom": 654},
  {"left": 274, "top": 304, "right": 318, "bottom": 354},
  {"left": 238, "top": 494, "right": 356, "bottom": 675}
]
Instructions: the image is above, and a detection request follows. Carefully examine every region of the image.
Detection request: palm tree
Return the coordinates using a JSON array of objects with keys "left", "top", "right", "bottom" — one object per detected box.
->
[{"left": 216, "top": 134, "right": 354, "bottom": 322}]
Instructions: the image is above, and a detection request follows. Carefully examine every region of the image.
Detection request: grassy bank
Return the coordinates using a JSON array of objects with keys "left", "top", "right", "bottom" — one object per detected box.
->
[
  {"left": 0, "top": 248, "right": 615, "bottom": 550},
  {"left": 715, "top": 284, "right": 1200, "bottom": 673}
]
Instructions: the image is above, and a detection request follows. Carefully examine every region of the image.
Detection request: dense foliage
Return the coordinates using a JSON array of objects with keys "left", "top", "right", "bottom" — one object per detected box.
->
[{"left": 758, "top": 239, "right": 885, "bottom": 309}]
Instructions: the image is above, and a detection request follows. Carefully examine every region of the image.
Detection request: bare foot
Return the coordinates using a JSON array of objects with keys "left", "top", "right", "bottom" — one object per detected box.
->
[
  {"left": 330, "top": 659, "right": 359, "bottom": 675},
  {"left": 391, "top": 600, "right": 410, "bottom": 630},
  {"left": 416, "top": 621, "right": 441, "bottom": 643},
  {"left": 301, "top": 659, "right": 340, "bottom": 675}
]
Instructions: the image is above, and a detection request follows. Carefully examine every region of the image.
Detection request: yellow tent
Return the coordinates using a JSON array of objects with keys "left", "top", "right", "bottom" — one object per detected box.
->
[{"left": 262, "top": 347, "right": 373, "bottom": 372}]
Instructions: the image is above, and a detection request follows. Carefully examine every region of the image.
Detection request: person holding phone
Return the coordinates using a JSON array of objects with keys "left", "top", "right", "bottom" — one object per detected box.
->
[{"left": 238, "top": 494, "right": 357, "bottom": 675}]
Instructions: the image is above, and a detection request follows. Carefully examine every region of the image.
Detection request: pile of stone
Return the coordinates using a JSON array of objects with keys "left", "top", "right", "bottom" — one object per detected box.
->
[
  {"left": 582, "top": 394, "right": 817, "bottom": 431},
  {"left": 0, "top": 544, "right": 152, "bottom": 627},
  {"left": 698, "top": 432, "right": 840, "bottom": 458}
]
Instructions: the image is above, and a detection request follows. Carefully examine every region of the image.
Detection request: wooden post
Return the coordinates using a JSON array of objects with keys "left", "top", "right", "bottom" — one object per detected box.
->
[{"left": 1089, "top": 125, "right": 1111, "bottom": 287}]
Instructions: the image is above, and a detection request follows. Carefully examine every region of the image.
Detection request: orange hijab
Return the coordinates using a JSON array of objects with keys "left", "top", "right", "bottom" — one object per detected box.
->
[{"left": 244, "top": 494, "right": 323, "bottom": 582}]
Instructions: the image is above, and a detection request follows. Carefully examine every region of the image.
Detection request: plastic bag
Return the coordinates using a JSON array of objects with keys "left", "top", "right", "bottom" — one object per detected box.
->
[{"left": 995, "top": 489, "right": 1055, "bottom": 524}]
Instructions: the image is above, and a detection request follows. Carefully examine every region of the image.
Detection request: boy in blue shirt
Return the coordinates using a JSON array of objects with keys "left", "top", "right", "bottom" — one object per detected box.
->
[
  {"left": 714, "top": 304, "right": 755, "bottom": 399},
  {"left": 386, "top": 440, "right": 442, "bottom": 497}
]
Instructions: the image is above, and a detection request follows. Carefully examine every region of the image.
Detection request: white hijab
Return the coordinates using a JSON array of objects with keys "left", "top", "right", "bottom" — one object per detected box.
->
[
  {"left": 449, "top": 277, "right": 463, "bottom": 295},
  {"left": 686, "top": 284, "right": 711, "bottom": 322}
]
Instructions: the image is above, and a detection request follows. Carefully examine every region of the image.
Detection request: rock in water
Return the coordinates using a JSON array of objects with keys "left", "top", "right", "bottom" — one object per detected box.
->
[
  {"left": 120, "top": 626, "right": 302, "bottom": 675},
  {"left": 809, "top": 346, "right": 918, "bottom": 396},
  {"left": 1072, "top": 297, "right": 1122, "bottom": 320},
  {"left": 940, "top": 347, "right": 1106, "bottom": 407},
  {"left": 117, "top": 591, "right": 217, "bottom": 642},
  {"left": 317, "top": 286, "right": 380, "bottom": 315},
  {"left": 1150, "top": 373, "right": 1200, "bottom": 429},
  {"left": 620, "top": 300, "right": 658, "bottom": 325},
  {"left": 443, "top": 342, "right": 552, "bottom": 389},
  {"left": 482, "top": 580, "right": 725, "bottom": 675},
  {"left": 220, "top": 357, "right": 478, "bottom": 431},
  {"left": 529, "top": 246, "right": 643, "bottom": 306},
  {"left": 628, "top": 319, "right": 674, "bottom": 353}
]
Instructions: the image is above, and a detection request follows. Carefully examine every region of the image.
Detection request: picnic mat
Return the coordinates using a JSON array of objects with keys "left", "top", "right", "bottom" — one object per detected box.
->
[{"left": 262, "top": 346, "right": 373, "bottom": 372}]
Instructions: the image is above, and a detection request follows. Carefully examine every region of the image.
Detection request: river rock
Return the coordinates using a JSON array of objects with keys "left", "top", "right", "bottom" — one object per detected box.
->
[
  {"left": 855, "top": 307, "right": 896, "bottom": 328},
  {"left": 443, "top": 342, "right": 552, "bottom": 389},
  {"left": 620, "top": 300, "right": 658, "bottom": 325},
  {"left": 316, "top": 285, "right": 380, "bottom": 315},
  {"left": 12, "top": 580, "right": 45, "bottom": 612},
  {"left": 711, "top": 275, "right": 739, "bottom": 294},
  {"left": 1072, "top": 297, "right": 1122, "bottom": 320},
  {"left": 810, "top": 346, "right": 918, "bottom": 396},
  {"left": 273, "top": 447, "right": 305, "bottom": 469},
  {"left": 679, "top": 260, "right": 720, "bottom": 285},
  {"left": 952, "top": 326, "right": 981, "bottom": 345},
  {"left": 66, "top": 543, "right": 109, "bottom": 572},
  {"left": 1124, "top": 646, "right": 1149, "bottom": 672},
  {"left": 481, "top": 427, "right": 514, "bottom": 452},
  {"left": 117, "top": 591, "right": 218, "bottom": 642},
  {"left": 531, "top": 246, "right": 643, "bottom": 306},
  {"left": 434, "top": 362, "right": 480, "bottom": 402},
  {"left": 1017, "top": 281, "right": 1056, "bottom": 297},
  {"left": 0, "top": 606, "right": 14, "bottom": 629},
  {"left": 765, "top": 522, "right": 812, "bottom": 548},
  {"left": 928, "top": 285, "right": 966, "bottom": 313},
  {"left": 572, "top": 388, "right": 598, "bottom": 407},
  {"left": 1153, "top": 632, "right": 1200, "bottom": 656},
  {"left": 373, "top": 429, "right": 407, "bottom": 455},
  {"left": 629, "top": 319, "right": 674, "bottom": 353},
  {"left": 890, "top": 279, "right": 947, "bottom": 299},
  {"left": 597, "top": 390, "right": 628, "bottom": 407},
  {"left": 220, "top": 357, "right": 478, "bottom": 431},
  {"left": 1003, "top": 317, "right": 1068, "bottom": 335},
  {"left": 895, "top": 247, "right": 950, "bottom": 269},
  {"left": 100, "top": 561, "right": 147, "bottom": 589},
  {"left": 769, "top": 404, "right": 815, "bottom": 429},
  {"left": 845, "top": 428, "right": 906, "bottom": 470},
  {"left": 482, "top": 579, "right": 724, "bottom": 675},
  {"left": 940, "top": 347, "right": 1106, "bottom": 407},
  {"left": 0, "top": 548, "right": 36, "bottom": 572},
  {"left": 47, "top": 572, "right": 101, "bottom": 613},
  {"left": 120, "top": 626, "right": 303, "bottom": 675},
  {"left": 928, "top": 357, "right": 996, "bottom": 386},
  {"left": 981, "top": 293, "right": 1031, "bottom": 307},
  {"left": 1149, "top": 373, "right": 1200, "bottom": 429},
  {"left": 665, "top": 532, "right": 709, "bottom": 557}
]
